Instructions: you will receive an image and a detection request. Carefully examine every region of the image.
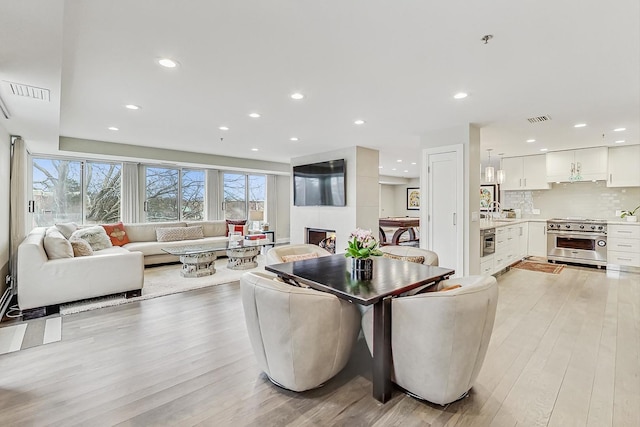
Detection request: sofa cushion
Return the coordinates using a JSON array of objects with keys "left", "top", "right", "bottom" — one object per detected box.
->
[
  {"left": 124, "top": 221, "right": 186, "bottom": 242},
  {"left": 124, "top": 236, "right": 228, "bottom": 257},
  {"left": 187, "top": 221, "right": 227, "bottom": 237},
  {"left": 102, "top": 222, "right": 130, "bottom": 246},
  {"left": 156, "top": 226, "right": 204, "bottom": 242},
  {"left": 55, "top": 222, "right": 78, "bottom": 239},
  {"left": 70, "top": 238, "right": 94, "bottom": 257},
  {"left": 44, "top": 227, "right": 74, "bottom": 259},
  {"left": 71, "top": 226, "right": 113, "bottom": 251}
]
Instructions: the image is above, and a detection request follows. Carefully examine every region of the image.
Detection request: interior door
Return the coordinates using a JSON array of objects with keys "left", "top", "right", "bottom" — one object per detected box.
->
[{"left": 427, "top": 151, "right": 458, "bottom": 272}]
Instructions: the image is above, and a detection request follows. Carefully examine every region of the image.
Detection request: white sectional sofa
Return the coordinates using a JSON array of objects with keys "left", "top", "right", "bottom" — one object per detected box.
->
[{"left": 17, "top": 220, "right": 241, "bottom": 317}]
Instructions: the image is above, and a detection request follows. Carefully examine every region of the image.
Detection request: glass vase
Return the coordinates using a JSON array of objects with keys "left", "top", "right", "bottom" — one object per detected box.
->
[{"left": 351, "top": 257, "right": 373, "bottom": 280}]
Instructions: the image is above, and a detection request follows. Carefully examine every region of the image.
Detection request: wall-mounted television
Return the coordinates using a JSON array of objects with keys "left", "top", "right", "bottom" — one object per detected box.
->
[{"left": 293, "top": 159, "right": 346, "bottom": 206}]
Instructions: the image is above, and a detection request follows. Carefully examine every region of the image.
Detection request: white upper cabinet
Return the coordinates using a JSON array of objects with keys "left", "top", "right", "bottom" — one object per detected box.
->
[
  {"left": 501, "top": 155, "right": 550, "bottom": 191},
  {"left": 607, "top": 145, "right": 640, "bottom": 187},
  {"left": 546, "top": 147, "right": 608, "bottom": 182}
]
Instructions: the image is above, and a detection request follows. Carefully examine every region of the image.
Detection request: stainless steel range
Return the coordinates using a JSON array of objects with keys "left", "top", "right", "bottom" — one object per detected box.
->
[{"left": 547, "top": 218, "right": 607, "bottom": 267}]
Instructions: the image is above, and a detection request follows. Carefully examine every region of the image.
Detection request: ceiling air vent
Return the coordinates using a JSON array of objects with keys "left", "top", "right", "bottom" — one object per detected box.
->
[
  {"left": 527, "top": 115, "right": 551, "bottom": 123},
  {"left": 7, "top": 81, "right": 50, "bottom": 102},
  {"left": 0, "top": 94, "right": 9, "bottom": 119}
]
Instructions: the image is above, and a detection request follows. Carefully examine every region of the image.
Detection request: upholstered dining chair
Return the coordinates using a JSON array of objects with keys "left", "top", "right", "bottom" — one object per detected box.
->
[
  {"left": 240, "top": 272, "right": 361, "bottom": 392},
  {"left": 361, "top": 275, "right": 498, "bottom": 405},
  {"left": 380, "top": 245, "right": 439, "bottom": 266},
  {"left": 265, "top": 243, "right": 331, "bottom": 265}
]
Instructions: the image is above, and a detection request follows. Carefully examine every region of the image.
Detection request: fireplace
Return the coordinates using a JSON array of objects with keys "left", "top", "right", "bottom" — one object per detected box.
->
[{"left": 306, "top": 227, "right": 336, "bottom": 254}]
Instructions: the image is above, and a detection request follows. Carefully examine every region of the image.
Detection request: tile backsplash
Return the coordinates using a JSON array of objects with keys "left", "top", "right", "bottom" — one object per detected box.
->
[{"left": 502, "top": 181, "right": 640, "bottom": 219}]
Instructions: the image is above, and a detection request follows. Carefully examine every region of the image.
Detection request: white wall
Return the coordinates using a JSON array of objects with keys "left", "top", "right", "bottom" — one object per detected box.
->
[
  {"left": 394, "top": 178, "right": 421, "bottom": 217},
  {"left": 0, "top": 124, "right": 10, "bottom": 297},
  {"left": 290, "top": 146, "right": 379, "bottom": 252},
  {"left": 420, "top": 124, "right": 481, "bottom": 275},
  {"left": 275, "top": 174, "right": 290, "bottom": 243},
  {"left": 379, "top": 184, "right": 396, "bottom": 217}
]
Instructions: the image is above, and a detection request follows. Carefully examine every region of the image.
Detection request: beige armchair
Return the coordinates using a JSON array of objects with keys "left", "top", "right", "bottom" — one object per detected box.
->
[
  {"left": 380, "top": 245, "right": 439, "bottom": 266},
  {"left": 362, "top": 275, "right": 498, "bottom": 405},
  {"left": 240, "top": 272, "right": 361, "bottom": 392},
  {"left": 266, "top": 243, "right": 331, "bottom": 265}
]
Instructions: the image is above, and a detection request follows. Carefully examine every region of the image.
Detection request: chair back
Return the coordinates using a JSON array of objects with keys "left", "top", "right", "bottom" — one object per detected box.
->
[
  {"left": 265, "top": 243, "right": 331, "bottom": 265},
  {"left": 380, "top": 245, "right": 438, "bottom": 266}
]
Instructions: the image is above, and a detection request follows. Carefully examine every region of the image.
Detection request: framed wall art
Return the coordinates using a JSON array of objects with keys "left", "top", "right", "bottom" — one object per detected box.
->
[
  {"left": 406, "top": 187, "right": 420, "bottom": 210},
  {"left": 480, "top": 184, "right": 498, "bottom": 211}
]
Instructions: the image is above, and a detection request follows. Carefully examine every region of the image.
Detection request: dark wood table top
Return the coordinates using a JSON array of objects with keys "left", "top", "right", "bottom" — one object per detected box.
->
[
  {"left": 265, "top": 254, "right": 454, "bottom": 306},
  {"left": 379, "top": 217, "right": 420, "bottom": 227}
]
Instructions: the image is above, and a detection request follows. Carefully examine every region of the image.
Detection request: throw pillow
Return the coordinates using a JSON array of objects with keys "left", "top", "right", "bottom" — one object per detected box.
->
[
  {"left": 70, "top": 226, "right": 113, "bottom": 251},
  {"left": 182, "top": 225, "right": 204, "bottom": 240},
  {"left": 225, "top": 219, "right": 247, "bottom": 236},
  {"left": 438, "top": 284, "right": 462, "bottom": 292},
  {"left": 156, "top": 227, "right": 183, "bottom": 242},
  {"left": 55, "top": 222, "right": 78, "bottom": 239},
  {"left": 44, "top": 227, "right": 74, "bottom": 259},
  {"left": 70, "top": 238, "right": 94, "bottom": 257},
  {"left": 102, "top": 222, "right": 130, "bottom": 246},
  {"left": 382, "top": 252, "right": 425, "bottom": 264},
  {"left": 281, "top": 252, "right": 319, "bottom": 262}
]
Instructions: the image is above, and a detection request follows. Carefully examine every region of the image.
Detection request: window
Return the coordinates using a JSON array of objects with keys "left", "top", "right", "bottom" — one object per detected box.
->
[
  {"left": 145, "top": 166, "right": 205, "bottom": 222},
  {"left": 31, "top": 158, "right": 121, "bottom": 226},
  {"left": 223, "top": 173, "right": 266, "bottom": 223}
]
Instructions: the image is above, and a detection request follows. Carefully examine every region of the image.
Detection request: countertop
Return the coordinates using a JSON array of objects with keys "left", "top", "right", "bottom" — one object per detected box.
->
[{"left": 480, "top": 218, "right": 640, "bottom": 230}]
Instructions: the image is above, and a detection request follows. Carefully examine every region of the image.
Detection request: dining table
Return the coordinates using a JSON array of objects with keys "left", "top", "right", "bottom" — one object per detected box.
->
[{"left": 265, "top": 254, "right": 455, "bottom": 403}]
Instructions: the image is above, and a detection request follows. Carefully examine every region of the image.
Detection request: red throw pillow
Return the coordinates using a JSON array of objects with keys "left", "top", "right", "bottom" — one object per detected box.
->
[
  {"left": 102, "top": 222, "right": 130, "bottom": 246},
  {"left": 226, "top": 219, "right": 247, "bottom": 236}
]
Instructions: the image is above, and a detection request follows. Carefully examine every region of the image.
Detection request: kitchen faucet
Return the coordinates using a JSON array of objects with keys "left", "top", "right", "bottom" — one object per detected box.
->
[{"left": 487, "top": 201, "right": 502, "bottom": 219}]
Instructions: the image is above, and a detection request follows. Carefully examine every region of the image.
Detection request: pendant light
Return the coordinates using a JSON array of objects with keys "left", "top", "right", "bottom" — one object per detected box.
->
[
  {"left": 485, "top": 149, "right": 495, "bottom": 183},
  {"left": 496, "top": 153, "right": 506, "bottom": 184}
]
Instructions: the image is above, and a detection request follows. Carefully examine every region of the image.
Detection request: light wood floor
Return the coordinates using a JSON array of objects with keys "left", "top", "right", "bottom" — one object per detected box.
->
[{"left": 0, "top": 265, "right": 638, "bottom": 426}]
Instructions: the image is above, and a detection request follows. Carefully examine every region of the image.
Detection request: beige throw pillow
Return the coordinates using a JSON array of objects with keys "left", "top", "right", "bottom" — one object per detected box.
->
[
  {"left": 382, "top": 252, "right": 425, "bottom": 264},
  {"left": 182, "top": 226, "right": 204, "bottom": 240},
  {"left": 156, "top": 226, "right": 204, "bottom": 242},
  {"left": 281, "top": 252, "right": 319, "bottom": 262},
  {"left": 70, "top": 226, "right": 113, "bottom": 251},
  {"left": 70, "top": 238, "right": 94, "bottom": 257},
  {"left": 55, "top": 222, "right": 78, "bottom": 239},
  {"left": 44, "top": 227, "right": 74, "bottom": 259}
]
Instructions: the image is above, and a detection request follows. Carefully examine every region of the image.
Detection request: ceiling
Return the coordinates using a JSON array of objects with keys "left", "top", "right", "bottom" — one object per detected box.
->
[{"left": 1, "top": 0, "right": 638, "bottom": 178}]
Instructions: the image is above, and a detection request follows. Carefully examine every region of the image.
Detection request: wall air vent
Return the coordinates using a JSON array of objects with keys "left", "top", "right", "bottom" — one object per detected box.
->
[
  {"left": 527, "top": 115, "right": 551, "bottom": 123},
  {"left": 7, "top": 81, "right": 50, "bottom": 102},
  {"left": 0, "top": 93, "right": 9, "bottom": 119}
]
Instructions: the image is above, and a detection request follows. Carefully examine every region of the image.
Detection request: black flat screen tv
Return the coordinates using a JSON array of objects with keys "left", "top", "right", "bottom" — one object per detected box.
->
[{"left": 293, "top": 159, "right": 346, "bottom": 206}]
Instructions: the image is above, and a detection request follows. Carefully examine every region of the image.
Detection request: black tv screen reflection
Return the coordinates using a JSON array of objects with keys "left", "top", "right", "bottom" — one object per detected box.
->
[{"left": 293, "top": 159, "right": 346, "bottom": 206}]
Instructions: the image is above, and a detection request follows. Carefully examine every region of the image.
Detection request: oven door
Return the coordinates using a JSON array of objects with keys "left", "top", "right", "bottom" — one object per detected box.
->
[
  {"left": 482, "top": 232, "right": 495, "bottom": 257},
  {"left": 547, "top": 231, "right": 607, "bottom": 266}
]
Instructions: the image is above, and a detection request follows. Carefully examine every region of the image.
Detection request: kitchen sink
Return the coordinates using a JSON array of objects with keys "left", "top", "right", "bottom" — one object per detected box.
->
[{"left": 492, "top": 219, "right": 516, "bottom": 222}]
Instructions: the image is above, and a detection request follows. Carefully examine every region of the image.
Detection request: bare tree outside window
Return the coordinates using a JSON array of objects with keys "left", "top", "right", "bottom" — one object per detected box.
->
[
  {"left": 181, "top": 169, "right": 205, "bottom": 220},
  {"left": 85, "top": 162, "right": 121, "bottom": 224},
  {"left": 145, "top": 167, "right": 179, "bottom": 222}
]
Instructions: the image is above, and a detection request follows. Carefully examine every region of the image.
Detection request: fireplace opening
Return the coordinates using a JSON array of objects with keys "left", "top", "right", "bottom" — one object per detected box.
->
[{"left": 306, "top": 227, "right": 336, "bottom": 254}]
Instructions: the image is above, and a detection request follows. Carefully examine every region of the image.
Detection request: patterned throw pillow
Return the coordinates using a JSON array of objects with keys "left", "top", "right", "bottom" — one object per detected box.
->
[
  {"left": 281, "top": 252, "right": 319, "bottom": 262},
  {"left": 70, "top": 226, "right": 113, "bottom": 251},
  {"left": 382, "top": 252, "right": 425, "bottom": 264},
  {"left": 182, "top": 226, "right": 204, "bottom": 240},
  {"left": 101, "top": 222, "right": 130, "bottom": 246},
  {"left": 225, "top": 219, "right": 247, "bottom": 236},
  {"left": 70, "top": 238, "right": 94, "bottom": 257},
  {"left": 55, "top": 222, "right": 78, "bottom": 239},
  {"left": 44, "top": 227, "right": 74, "bottom": 259}
]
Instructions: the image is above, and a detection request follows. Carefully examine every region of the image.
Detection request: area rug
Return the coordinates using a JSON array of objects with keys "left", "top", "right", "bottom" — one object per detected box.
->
[
  {"left": 60, "top": 255, "right": 265, "bottom": 315},
  {"left": 512, "top": 260, "right": 565, "bottom": 274}
]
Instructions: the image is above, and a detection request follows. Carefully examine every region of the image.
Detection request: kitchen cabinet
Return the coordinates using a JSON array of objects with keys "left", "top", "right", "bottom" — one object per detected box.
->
[
  {"left": 501, "top": 155, "right": 550, "bottom": 191},
  {"left": 607, "top": 145, "right": 640, "bottom": 187},
  {"left": 607, "top": 224, "right": 640, "bottom": 270},
  {"left": 517, "top": 222, "right": 529, "bottom": 260},
  {"left": 528, "top": 222, "right": 547, "bottom": 257},
  {"left": 546, "top": 147, "right": 608, "bottom": 183}
]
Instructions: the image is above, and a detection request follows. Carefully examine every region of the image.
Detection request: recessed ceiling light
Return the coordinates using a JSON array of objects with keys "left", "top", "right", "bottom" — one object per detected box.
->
[
  {"left": 404, "top": 170, "right": 409, "bottom": 173},
  {"left": 615, "top": 140, "right": 625, "bottom": 144},
  {"left": 219, "top": 126, "right": 229, "bottom": 131},
  {"left": 249, "top": 113, "right": 261, "bottom": 118},
  {"left": 614, "top": 127, "right": 626, "bottom": 132},
  {"left": 158, "top": 58, "right": 178, "bottom": 68},
  {"left": 378, "top": 166, "right": 383, "bottom": 169},
  {"left": 526, "top": 139, "right": 536, "bottom": 143},
  {"left": 411, "top": 162, "right": 416, "bottom": 165},
  {"left": 125, "top": 104, "right": 140, "bottom": 110},
  {"left": 540, "top": 148, "right": 548, "bottom": 152},
  {"left": 354, "top": 119, "right": 365, "bottom": 125},
  {"left": 290, "top": 137, "right": 299, "bottom": 141},
  {"left": 453, "top": 92, "right": 468, "bottom": 99},
  {"left": 397, "top": 159, "right": 402, "bottom": 163},
  {"left": 251, "top": 148, "right": 259, "bottom": 151},
  {"left": 574, "top": 123, "right": 587, "bottom": 128},
  {"left": 290, "top": 92, "right": 304, "bottom": 100},
  {"left": 108, "top": 126, "right": 119, "bottom": 131},
  {"left": 391, "top": 168, "right": 397, "bottom": 171}
]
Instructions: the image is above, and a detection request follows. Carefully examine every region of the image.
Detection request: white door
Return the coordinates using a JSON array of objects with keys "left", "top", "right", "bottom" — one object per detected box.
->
[{"left": 424, "top": 148, "right": 462, "bottom": 274}]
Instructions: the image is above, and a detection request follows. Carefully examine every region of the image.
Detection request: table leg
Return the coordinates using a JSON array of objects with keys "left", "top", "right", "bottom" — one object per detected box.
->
[{"left": 372, "top": 296, "right": 393, "bottom": 403}]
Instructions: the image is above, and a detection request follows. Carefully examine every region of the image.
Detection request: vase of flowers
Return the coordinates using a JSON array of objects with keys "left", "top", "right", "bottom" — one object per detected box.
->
[{"left": 345, "top": 228, "right": 383, "bottom": 280}]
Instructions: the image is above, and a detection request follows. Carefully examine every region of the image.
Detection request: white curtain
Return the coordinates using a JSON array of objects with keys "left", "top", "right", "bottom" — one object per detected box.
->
[
  {"left": 9, "top": 137, "right": 27, "bottom": 294},
  {"left": 121, "top": 162, "right": 140, "bottom": 223},
  {"left": 266, "top": 174, "right": 277, "bottom": 237},
  {"left": 206, "top": 170, "right": 221, "bottom": 220}
]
